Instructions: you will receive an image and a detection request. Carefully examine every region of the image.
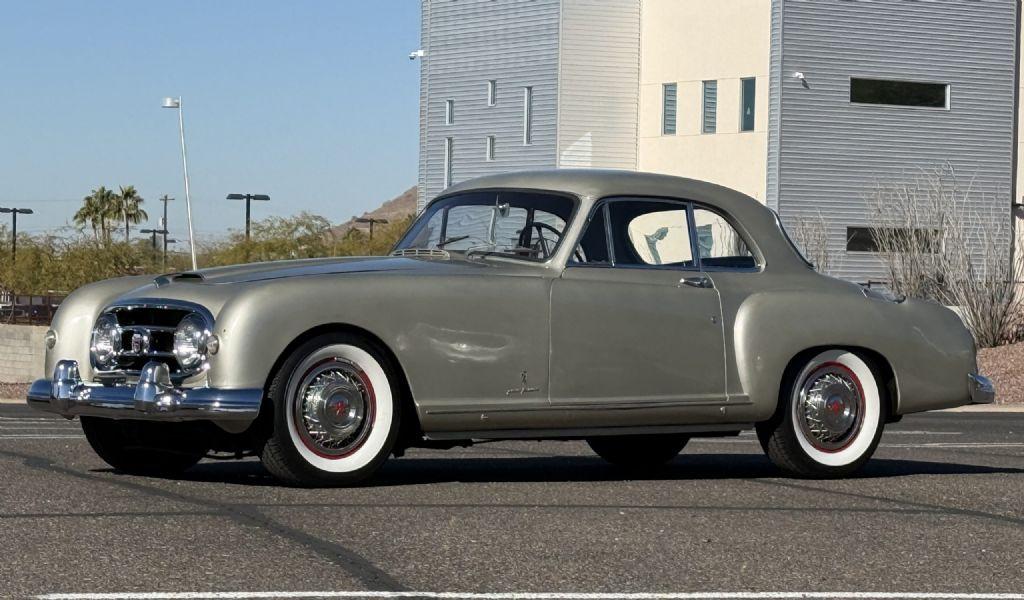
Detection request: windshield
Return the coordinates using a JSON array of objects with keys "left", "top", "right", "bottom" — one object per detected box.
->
[{"left": 394, "top": 191, "right": 576, "bottom": 261}]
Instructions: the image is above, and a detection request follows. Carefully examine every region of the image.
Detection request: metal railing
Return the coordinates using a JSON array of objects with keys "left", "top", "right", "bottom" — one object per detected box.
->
[{"left": 1, "top": 293, "right": 65, "bottom": 325}]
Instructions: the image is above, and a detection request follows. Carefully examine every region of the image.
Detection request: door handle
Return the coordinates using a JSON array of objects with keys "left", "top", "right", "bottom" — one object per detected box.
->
[{"left": 680, "top": 275, "right": 714, "bottom": 289}]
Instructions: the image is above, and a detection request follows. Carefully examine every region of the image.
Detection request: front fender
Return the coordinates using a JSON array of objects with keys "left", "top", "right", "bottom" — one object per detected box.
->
[{"left": 45, "top": 275, "right": 152, "bottom": 380}]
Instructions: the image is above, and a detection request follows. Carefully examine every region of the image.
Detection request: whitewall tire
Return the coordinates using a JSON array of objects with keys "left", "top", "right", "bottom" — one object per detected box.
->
[
  {"left": 261, "top": 333, "right": 401, "bottom": 486},
  {"left": 757, "top": 349, "right": 886, "bottom": 478}
]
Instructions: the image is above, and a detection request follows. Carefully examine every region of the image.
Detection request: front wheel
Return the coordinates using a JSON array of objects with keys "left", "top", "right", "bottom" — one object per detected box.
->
[
  {"left": 260, "top": 333, "right": 401, "bottom": 486},
  {"left": 757, "top": 349, "right": 886, "bottom": 478},
  {"left": 587, "top": 434, "right": 689, "bottom": 468},
  {"left": 81, "top": 417, "right": 207, "bottom": 475}
]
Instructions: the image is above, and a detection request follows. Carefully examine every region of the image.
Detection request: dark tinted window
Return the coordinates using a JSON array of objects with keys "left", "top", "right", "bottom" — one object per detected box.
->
[
  {"left": 847, "top": 227, "right": 940, "bottom": 253},
  {"left": 573, "top": 206, "right": 610, "bottom": 264},
  {"left": 850, "top": 78, "right": 948, "bottom": 108}
]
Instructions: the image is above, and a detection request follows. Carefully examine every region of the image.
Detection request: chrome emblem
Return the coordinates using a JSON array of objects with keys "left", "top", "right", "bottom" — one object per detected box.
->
[
  {"left": 506, "top": 370, "right": 541, "bottom": 396},
  {"left": 130, "top": 330, "right": 150, "bottom": 354}
]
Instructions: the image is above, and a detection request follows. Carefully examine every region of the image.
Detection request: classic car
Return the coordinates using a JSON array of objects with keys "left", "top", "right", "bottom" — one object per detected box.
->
[{"left": 28, "top": 170, "right": 995, "bottom": 485}]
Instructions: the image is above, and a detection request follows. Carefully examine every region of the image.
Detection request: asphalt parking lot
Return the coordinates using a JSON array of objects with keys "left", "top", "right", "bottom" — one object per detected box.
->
[{"left": 0, "top": 404, "right": 1022, "bottom": 600}]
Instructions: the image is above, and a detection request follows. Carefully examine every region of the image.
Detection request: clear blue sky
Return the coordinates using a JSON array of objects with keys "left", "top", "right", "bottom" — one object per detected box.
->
[{"left": 0, "top": 1, "right": 420, "bottom": 241}]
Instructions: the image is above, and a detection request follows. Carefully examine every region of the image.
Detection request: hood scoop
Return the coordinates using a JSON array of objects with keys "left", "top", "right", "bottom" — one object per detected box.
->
[
  {"left": 154, "top": 272, "right": 206, "bottom": 287},
  {"left": 390, "top": 248, "right": 451, "bottom": 260}
]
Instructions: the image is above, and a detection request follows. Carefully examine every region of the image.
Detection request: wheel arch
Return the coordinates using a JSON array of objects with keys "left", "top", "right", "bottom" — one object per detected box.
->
[
  {"left": 260, "top": 323, "right": 424, "bottom": 447},
  {"left": 773, "top": 345, "right": 899, "bottom": 424}
]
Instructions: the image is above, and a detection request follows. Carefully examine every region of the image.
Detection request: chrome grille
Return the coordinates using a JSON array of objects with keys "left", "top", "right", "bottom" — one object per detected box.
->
[{"left": 91, "top": 300, "right": 213, "bottom": 382}]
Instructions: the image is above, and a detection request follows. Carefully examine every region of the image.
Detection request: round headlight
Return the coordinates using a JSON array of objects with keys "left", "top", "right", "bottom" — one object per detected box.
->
[
  {"left": 90, "top": 314, "right": 121, "bottom": 367},
  {"left": 44, "top": 329, "right": 58, "bottom": 349},
  {"left": 173, "top": 313, "right": 209, "bottom": 370}
]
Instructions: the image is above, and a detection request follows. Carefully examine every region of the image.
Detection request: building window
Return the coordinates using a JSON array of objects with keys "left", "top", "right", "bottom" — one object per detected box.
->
[
  {"left": 702, "top": 80, "right": 717, "bottom": 134},
  {"left": 487, "top": 80, "right": 497, "bottom": 106},
  {"left": 850, "top": 78, "right": 949, "bottom": 108},
  {"left": 443, "top": 137, "right": 453, "bottom": 188},
  {"left": 486, "top": 135, "right": 496, "bottom": 161},
  {"left": 740, "top": 77, "right": 755, "bottom": 132},
  {"left": 523, "top": 86, "right": 533, "bottom": 145},
  {"left": 445, "top": 99, "right": 454, "bottom": 125},
  {"left": 662, "top": 83, "right": 677, "bottom": 135},
  {"left": 846, "top": 227, "right": 940, "bottom": 253}
]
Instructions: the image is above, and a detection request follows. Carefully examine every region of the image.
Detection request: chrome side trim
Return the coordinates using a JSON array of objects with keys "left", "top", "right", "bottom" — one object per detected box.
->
[
  {"left": 968, "top": 373, "right": 996, "bottom": 404},
  {"left": 425, "top": 422, "right": 753, "bottom": 441},
  {"left": 28, "top": 359, "right": 261, "bottom": 422}
]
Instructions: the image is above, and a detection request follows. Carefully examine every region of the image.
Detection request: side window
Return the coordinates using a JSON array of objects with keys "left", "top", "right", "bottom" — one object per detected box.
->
[
  {"left": 572, "top": 206, "right": 610, "bottom": 264},
  {"left": 609, "top": 201, "right": 693, "bottom": 267},
  {"left": 692, "top": 207, "right": 756, "bottom": 269}
]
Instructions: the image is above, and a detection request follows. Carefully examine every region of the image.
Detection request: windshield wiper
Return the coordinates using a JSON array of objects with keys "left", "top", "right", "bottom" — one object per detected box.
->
[{"left": 436, "top": 235, "right": 471, "bottom": 248}]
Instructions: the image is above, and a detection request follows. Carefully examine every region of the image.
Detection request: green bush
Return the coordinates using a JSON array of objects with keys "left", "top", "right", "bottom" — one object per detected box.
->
[{"left": 0, "top": 213, "right": 415, "bottom": 295}]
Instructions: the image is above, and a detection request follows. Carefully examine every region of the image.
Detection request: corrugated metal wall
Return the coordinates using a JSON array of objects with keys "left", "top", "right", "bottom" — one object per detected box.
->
[
  {"left": 557, "top": 0, "right": 641, "bottom": 169},
  {"left": 417, "top": 0, "right": 562, "bottom": 210},
  {"left": 773, "top": 0, "right": 1017, "bottom": 282}
]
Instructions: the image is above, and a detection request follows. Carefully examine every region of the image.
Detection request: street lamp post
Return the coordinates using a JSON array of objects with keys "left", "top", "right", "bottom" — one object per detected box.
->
[
  {"left": 225, "top": 193, "right": 271, "bottom": 242},
  {"left": 162, "top": 97, "right": 197, "bottom": 270},
  {"left": 354, "top": 217, "right": 389, "bottom": 240},
  {"left": 0, "top": 207, "right": 33, "bottom": 264},
  {"left": 140, "top": 228, "right": 168, "bottom": 251},
  {"left": 158, "top": 195, "right": 174, "bottom": 264}
]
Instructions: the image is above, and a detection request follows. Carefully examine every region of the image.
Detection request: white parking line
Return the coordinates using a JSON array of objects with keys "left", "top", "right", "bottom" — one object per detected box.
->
[
  {"left": 0, "top": 434, "right": 84, "bottom": 439},
  {"left": 34, "top": 591, "right": 1024, "bottom": 600}
]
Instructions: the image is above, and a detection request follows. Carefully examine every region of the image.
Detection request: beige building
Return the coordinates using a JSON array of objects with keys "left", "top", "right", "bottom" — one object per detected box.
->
[{"left": 638, "top": 0, "right": 771, "bottom": 202}]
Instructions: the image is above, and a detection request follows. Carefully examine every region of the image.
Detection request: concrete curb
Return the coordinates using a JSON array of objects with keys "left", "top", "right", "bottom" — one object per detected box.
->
[{"left": 939, "top": 404, "right": 1024, "bottom": 413}]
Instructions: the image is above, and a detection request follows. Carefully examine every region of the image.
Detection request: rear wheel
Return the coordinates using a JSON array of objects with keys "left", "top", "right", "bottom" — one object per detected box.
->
[
  {"left": 260, "top": 333, "right": 401, "bottom": 486},
  {"left": 81, "top": 417, "right": 207, "bottom": 475},
  {"left": 757, "top": 349, "right": 886, "bottom": 478},
  {"left": 587, "top": 434, "right": 689, "bottom": 468}
]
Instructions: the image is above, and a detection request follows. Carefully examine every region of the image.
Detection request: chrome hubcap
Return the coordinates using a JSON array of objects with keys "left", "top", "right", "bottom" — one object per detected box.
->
[
  {"left": 796, "top": 365, "right": 863, "bottom": 451},
  {"left": 293, "top": 359, "right": 374, "bottom": 457}
]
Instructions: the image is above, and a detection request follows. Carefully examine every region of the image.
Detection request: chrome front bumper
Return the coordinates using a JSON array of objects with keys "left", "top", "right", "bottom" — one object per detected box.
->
[
  {"left": 27, "top": 360, "right": 262, "bottom": 421},
  {"left": 968, "top": 373, "right": 996, "bottom": 404}
]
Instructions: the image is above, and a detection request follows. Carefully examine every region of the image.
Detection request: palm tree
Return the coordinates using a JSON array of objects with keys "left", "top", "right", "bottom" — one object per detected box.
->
[
  {"left": 74, "top": 187, "right": 118, "bottom": 241},
  {"left": 116, "top": 185, "right": 147, "bottom": 242}
]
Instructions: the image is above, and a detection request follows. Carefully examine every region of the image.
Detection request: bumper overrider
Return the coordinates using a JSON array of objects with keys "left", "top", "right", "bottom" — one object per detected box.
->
[
  {"left": 27, "top": 359, "right": 262, "bottom": 421},
  {"left": 968, "top": 373, "right": 996, "bottom": 404}
]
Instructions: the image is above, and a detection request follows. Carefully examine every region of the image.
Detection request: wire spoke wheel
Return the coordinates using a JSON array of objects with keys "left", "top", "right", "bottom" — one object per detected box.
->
[
  {"left": 292, "top": 358, "right": 376, "bottom": 458},
  {"left": 795, "top": 363, "right": 865, "bottom": 452}
]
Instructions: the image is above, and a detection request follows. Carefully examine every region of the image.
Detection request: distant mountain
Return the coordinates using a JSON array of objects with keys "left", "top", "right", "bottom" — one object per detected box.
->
[{"left": 330, "top": 186, "right": 416, "bottom": 237}]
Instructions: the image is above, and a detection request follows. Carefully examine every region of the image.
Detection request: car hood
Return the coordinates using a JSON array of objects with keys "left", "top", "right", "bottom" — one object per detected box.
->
[{"left": 160, "top": 255, "right": 498, "bottom": 285}]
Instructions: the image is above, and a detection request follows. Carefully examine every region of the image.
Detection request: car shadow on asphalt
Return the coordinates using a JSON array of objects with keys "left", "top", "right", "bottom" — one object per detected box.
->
[{"left": 96, "top": 453, "right": 1024, "bottom": 488}]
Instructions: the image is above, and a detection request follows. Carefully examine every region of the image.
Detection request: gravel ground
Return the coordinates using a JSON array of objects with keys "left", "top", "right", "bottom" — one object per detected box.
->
[
  {"left": 978, "top": 342, "right": 1024, "bottom": 404},
  {"left": 0, "top": 382, "right": 27, "bottom": 400}
]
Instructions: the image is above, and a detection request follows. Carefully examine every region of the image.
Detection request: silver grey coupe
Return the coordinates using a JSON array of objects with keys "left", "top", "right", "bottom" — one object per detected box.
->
[{"left": 28, "top": 170, "right": 994, "bottom": 485}]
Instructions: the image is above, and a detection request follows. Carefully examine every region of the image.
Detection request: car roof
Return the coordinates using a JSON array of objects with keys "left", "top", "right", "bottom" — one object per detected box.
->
[{"left": 441, "top": 169, "right": 809, "bottom": 273}]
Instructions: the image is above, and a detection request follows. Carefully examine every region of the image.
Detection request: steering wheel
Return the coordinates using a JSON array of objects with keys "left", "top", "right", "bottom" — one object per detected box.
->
[{"left": 518, "top": 222, "right": 563, "bottom": 259}]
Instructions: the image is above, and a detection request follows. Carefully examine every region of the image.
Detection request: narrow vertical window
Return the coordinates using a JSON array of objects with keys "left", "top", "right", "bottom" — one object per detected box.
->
[
  {"left": 740, "top": 77, "right": 755, "bottom": 132},
  {"left": 445, "top": 99, "right": 454, "bottom": 125},
  {"left": 486, "top": 136, "right": 496, "bottom": 161},
  {"left": 662, "top": 83, "right": 677, "bottom": 135},
  {"left": 487, "top": 80, "right": 497, "bottom": 106},
  {"left": 702, "top": 80, "right": 717, "bottom": 134},
  {"left": 443, "top": 137, "right": 453, "bottom": 188},
  {"left": 523, "top": 86, "right": 533, "bottom": 145}
]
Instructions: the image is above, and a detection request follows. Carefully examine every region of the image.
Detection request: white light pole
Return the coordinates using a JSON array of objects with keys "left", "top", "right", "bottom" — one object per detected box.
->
[{"left": 162, "top": 96, "right": 198, "bottom": 270}]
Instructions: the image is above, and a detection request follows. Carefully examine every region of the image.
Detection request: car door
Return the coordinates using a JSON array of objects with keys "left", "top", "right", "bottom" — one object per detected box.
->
[{"left": 549, "top": 197, "right": 727, "bottom": 409}]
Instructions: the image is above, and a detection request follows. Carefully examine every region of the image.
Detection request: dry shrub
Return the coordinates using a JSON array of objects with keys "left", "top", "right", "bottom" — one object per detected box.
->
[
  {"left": 868, "top": 163, "right": 1023, "bottom": 348},
  {"left": 788, "top": 210, "right": 833, "bottom": 275}
]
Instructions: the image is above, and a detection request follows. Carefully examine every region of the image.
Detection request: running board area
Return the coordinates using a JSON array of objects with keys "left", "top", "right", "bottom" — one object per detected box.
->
[{"left": 423, "top": 422, "right": 752, "bottom": 442}]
